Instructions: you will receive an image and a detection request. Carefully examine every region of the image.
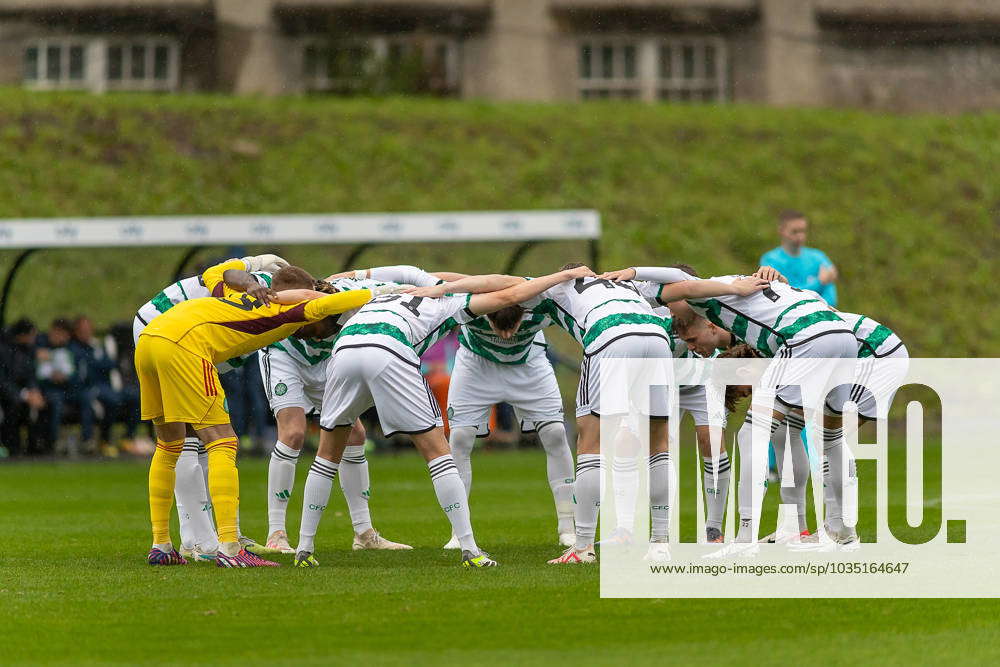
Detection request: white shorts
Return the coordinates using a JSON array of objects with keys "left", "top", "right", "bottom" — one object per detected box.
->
[
  {"left": 677, "top": 385, "right": 727, "bottom": 428},
  {"left": 448, "top": 346, "right": 563, "bottom": 436},
  {"left": 826, "top": 344, "right": 910, "bottom": 420},
  {"left": 320, "top": 346, "right": 443, "bottom": 437},
  {"left": 761, "top": 331, "right": 859, "bottom": 415},
  {"left": 259, "top": 346, "right": 328, "bottom": 415},
  {"left": 576, "top": 334, "right": 674, "bottom": 419}
]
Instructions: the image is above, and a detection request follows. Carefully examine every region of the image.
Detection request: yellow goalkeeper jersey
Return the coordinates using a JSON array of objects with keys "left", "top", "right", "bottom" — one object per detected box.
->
[{"left": 140, "top": 259, "right": 371, "bottom": 364}]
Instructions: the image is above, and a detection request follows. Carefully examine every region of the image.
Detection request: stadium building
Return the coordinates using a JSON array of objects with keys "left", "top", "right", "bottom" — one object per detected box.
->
[{"left": 1, "top": 0, "right": 999, "bottom": 111}]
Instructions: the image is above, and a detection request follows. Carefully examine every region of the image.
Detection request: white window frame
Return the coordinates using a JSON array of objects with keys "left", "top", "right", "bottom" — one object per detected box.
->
[
  {"left": 577, "top": 35, "right": 727, "bottom": 103},
  {"left": 22, "top": 36, "right": 179, "bottom": 93},
  {"left": 298, "top": 35, "right": 461, "bottom": 94},
  {"left": 22, "top": 38, "right": 90, "bottom": 90},
  {"left": 102, "top": 37, "right": 180, "bottom": 92},
  {"left": 577, "top": 38, "right": 642, "bottom": 100}
]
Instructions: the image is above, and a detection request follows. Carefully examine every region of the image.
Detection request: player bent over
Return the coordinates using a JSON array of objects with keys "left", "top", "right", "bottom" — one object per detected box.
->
[
  {"left": 138, "top": 260, "right": 385, "bottom": 567},
  {"left": 293, "top": 265, "right": 595, "bottom": 569},
  {"left": 612, "top": 265, "right": 857, "bottom": 556},
  {"left": 134, "top": 254, "right": 286, "bottom": 560},
  {"left": 261, "top": 276, "right": 424, "bottom": 553}
]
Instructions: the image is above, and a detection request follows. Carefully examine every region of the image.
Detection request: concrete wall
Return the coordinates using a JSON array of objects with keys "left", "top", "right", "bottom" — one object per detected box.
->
[
  {"left": 2, "top": 0, "right": 1000, "bottom": 111},
  {"left": 819, "top": 36, "right": 1000, "bottom": 112}
]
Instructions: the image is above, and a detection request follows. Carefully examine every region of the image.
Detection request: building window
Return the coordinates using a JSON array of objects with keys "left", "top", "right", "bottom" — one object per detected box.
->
[
  {"left": 578, "top": 40, "right": 641, "bottom": 99},
  {"left": 23, "top": 37, "right": 179, "bottom": 92},
  {"left": 22, "top": 40, "right": 88, "bottom": 88},
  {"left": 104, "top": 39, "right": 179, "bottom": 91},
  {"left": 657, "top": 39, "right": 726, "bottom": 102},
  {"left": 301, "top": 36, "right": 460, "bottom": 95},
  {"left": 578, "top": 37, "right": 727, "bottom": 103}
]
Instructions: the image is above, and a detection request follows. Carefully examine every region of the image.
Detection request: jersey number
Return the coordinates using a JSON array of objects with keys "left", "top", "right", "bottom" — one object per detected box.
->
[
  {"left": 219, "top": 294, "right": 265, "bottom": 311},
  {"left": 574, "top": 278, "right": 639, "bottom": 295},
  {"left": 762, "top": 286, "right": 804, "bottom": 303},
  {"left": 377, "top": 295, "right": 424, "bottom": 316}
]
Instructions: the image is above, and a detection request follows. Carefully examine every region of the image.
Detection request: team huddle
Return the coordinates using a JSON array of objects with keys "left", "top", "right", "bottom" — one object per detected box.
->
[{"left": 134, "top": 254, "right": 907, "bottom": 568}]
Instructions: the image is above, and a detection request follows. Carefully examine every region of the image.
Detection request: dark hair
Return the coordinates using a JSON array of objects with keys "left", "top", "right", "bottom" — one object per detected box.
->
[
  {"left": 9, "top": 318, "right": 35, "bottom": 338},
  {"left": 50, "top": 318, "right": 73, "bottom": 334},
  {"left": 719, "top": 344, "right": 763, "bottom": 412},
  {"left": 670, "top": 263, "right": 699, "bottom": 278},
  {"left": 312, "top": 279, "right": 338, "bottom": 294},
  {"left": 271, "top": 265, "right": 314, "bottom": 291},
  {"left": 560, "top": 262, "right": 586, "bottom": 271},
  {"left": 779, "top": 210, "right": 806, "bottom": 225},
  {"left": 671, "top": 309, "right": 699, "bottom": 334},
  {"left": 487, "top": 304, "right": 524, "bottom": 331}
]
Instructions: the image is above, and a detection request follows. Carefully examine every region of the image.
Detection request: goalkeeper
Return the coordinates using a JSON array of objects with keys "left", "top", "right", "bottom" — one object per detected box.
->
[{"left": 137, "top": 258, "right": 397, "bottom": 568}]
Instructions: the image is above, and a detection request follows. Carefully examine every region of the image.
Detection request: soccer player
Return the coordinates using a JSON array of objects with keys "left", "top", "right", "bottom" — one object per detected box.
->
[
  {"left": 818, "top": 310, "right": 908, "bottom": 545},
  {"left": 133, "top": 254, "right": 286, "bottom": 561},
  {"left": 137, "top": 260, "right": 390, "bottom": 567},
  {"left": 601, "top": 265, "right": 857, "bottom": 556},
  {"left": 408, "top": 267, "right": 768, "bottom": 564},
  {"left": 332, "top": 266, "right": 576, "bottom": 548},
  {"left": 606, "top": 294, "right": 731, "bottom": 546},
  {"left": 260, "top": 268, "right": 445, "bottom": 553},
  {"left": 294, "top": 265, "right": 596, "bottom": 569}
]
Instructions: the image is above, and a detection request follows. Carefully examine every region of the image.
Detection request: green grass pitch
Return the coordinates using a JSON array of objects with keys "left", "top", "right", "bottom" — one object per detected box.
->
[{"left": 2, "top": 448, "right": 998, "bottom": 665}]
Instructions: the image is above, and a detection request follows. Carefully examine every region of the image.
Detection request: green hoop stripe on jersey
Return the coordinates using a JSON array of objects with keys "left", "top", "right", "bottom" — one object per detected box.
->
[
  {"left": 253, "top": 272, "right": 273, "bottom": 287},
  {"left": 858, "top": 324, "right": 895, "bottom": 358},
  {"left": 286, "top": 337, "right": 331, "bottom": 366},
  {"left": 150, "top": 290, "right": 173, "bottom": 314},
  {"left": 534, "top": 300, "right": 584, "bottom": 344},
  {"left": 690, "top": 297, "right": 844, "bottom": 357},
  {"left": 581, "top": 312, "right": 671, "bottom": 349},
  {"left": 776, "top": 310, "right": 844, "bottom": 340},
  {"left": 414, "top": 318, "right": 460, "bottom": 356},
  {"left": 177, "top": 280, "right": 189, "bottom": 301},
  {"left": 457, "top": 330, "right": 532, "bottom": 365},
  {"left": 852, "top": 316, "right": 867, "bottom": 333},
  {"left": 339, "top": 322, "right": 410, "bottom": 348},
  {"left": 773, "top": 299, "right": 822, "bottom": 331}
]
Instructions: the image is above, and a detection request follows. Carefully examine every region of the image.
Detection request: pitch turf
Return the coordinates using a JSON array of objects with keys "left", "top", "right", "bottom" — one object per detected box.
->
[{"left": 1, "top": 448, "right": 997, "bottom": 665}]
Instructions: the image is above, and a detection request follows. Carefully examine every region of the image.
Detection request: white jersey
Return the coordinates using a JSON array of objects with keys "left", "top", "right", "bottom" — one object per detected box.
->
[
  {"left": 685, "top": 276, "right": 849, "bottom": 357},
  {"left": 335, "top": 293, "right": 477, "bottom": 361},
  {"left": 266, "top": 266, "right": 442, "bottom": 367},
  {"left": 527, "top": 277, "right": 667, "bottom": 356},
  {"left": 267, "top": 277, "right": 393, "bottom": 368},
  {"left": 837, "top": 311, "right": 905, "bottom": 359},
  {"left": 458, "top": 311, "right": 550, "bottom": 366}
]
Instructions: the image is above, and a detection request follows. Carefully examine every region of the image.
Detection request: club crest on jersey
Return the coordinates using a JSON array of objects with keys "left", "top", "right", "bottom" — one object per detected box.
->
[{"left": 275, "top": 382, "right": 288, "bottom": 396}]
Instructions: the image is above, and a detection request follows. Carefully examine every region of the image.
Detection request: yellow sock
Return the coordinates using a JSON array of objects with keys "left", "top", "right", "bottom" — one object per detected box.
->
[
  {"left": 149, "top": 439, "right": 184, "bottom": 545},
  {"left": 205, "top": 437, "right": 240, "bottom": 544}
]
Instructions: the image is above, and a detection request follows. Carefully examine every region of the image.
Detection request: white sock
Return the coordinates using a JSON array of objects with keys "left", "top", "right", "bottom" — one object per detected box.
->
[
  {"left": 649, "top": 451, "right": 671, "bottom": 542},
  {"left": 297, "top": 457, "right": 338, "bottom": 554},
  {"left": 612, "top": 455, "right": 639, "bottom": 533},
  {"left": 339, "top": 445, "right": 373, "bottom": 535},
  {"left": 823, "top": 426, "right": 856, "bottom": 533},
  {"left": 175, "top": 437, "right": 218, "bottom": 551},
  {"left": 267, "top": 440, "right": 300, "bottom": 535},
  {"left": 703, "top": 450, "right": 731, "bottom": 531},
  {"left": 448, "top": 426, "right": 477, "bottom": 496},
  {"left": 784, "top": 414, "right": 811, "bottom": 533},
  {"left": 574, "top": 454, "right": 604, "bottom": 550},
  {"left": 198, "top": 444, "right": 215, "bottom": 531},
  {"left": 737, "top": 412, "right": 782, "bottom": 542},
  {"left": 537, "top": 422, "right": 575, "bottom": 535},
  {"left": 428, "top": 454, "right": 478, "bottom": 553}
]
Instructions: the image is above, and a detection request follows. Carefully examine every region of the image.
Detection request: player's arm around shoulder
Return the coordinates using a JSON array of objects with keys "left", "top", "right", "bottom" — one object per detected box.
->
[
  {"left": 468, "top": 266, "right": 594, "bottom": 316},
  {"left": 405, "top": 273, "right": 524, "bottom": 298}
]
